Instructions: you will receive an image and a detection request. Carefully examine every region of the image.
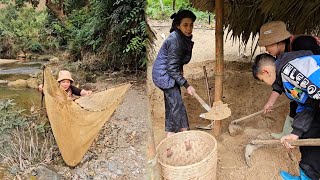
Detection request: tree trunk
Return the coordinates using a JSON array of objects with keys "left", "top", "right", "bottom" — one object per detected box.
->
[
  {"left": 159, "top": 0, "right": 164, "bottom": 18},
  {"left": 172, "top": 0, "right": 176, "bottom": 11},
  {"left": 46, "top": 0, "right": 65, "bottom": 22}
]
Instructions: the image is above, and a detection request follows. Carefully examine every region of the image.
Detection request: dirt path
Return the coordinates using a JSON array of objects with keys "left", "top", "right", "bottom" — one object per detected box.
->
[
  {"left": 0, "top": 57, "right": 149, "bottom": 179},
  {"left": 148, "top": 20, "right": 301, "bottom": 180},
  {"left": 55, "top": 84, "right": 148, "bottom": 179}
]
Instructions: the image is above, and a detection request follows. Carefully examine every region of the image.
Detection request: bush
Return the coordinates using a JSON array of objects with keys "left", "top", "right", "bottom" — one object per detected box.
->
[
  {"left": 0, "top": 99, "right": 56, "bottom": 176},
  {"left": 68, "top": 0, "right": 148, "bottom": 71},
  {"left": 0, "top": 4, "right": 60, "bottom": 57},
  {"left": 146, "top": 0, "right": 213, "bottom": 24}
]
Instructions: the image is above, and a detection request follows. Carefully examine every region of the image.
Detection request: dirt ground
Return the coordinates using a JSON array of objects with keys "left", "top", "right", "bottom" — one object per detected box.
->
[
  {"left": 148, "top": 20, "right": 301, "bottom": 180},
  {"left": 0, "top": 61, "right": 148, "bottom": 179}
]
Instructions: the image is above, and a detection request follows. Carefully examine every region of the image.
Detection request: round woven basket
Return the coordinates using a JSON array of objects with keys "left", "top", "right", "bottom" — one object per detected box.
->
[{"left": 156, "top": 131, "right": 217, "bottom": 180}]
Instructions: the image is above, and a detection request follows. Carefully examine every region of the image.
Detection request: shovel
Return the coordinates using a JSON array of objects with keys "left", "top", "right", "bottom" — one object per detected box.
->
[
  {"left": 192, "top": 92, "right": 213, "bottom": 129},
  {"left": 193, "top": 92, "right": 211, "bottom": 112},
  {"left": 193, "top": 92, "right": 231, "bottom": 130},
  {"left": 245, "top": 139, "right": 320, "bottom": 166},
  {"left": 228, "top": 100, "right": 288, "bottom": 136}
]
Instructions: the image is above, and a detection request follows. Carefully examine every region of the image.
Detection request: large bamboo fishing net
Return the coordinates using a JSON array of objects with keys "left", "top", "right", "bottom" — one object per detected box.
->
[{"left": 43, "top": 67, "right": 131, "bottom": 166}]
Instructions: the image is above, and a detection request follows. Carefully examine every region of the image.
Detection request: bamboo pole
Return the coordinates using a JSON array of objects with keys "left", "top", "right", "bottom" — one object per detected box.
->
[{"left": 213, "top": 0, "right": 224, "bottom": 136}]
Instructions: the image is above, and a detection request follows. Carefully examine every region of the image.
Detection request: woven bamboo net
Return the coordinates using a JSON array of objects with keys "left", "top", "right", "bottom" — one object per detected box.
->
[{"left": 43, "top": 67, "right": 131, "bottom": 166}]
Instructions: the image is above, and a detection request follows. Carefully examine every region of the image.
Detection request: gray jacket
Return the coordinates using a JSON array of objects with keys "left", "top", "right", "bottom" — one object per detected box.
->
[{"left": 152, "top": 29, "right": 194, "bottom": 89}]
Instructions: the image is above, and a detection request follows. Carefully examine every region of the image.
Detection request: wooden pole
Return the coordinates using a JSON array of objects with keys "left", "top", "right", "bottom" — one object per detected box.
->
[
  {"left": 172, "top": 0, "right": 176, "bottom": 11},
  {"left": 146, "top": 97, "right": 161, "bottom": 179},
  {"left": 213, "top": 0, "right": 224, "bottom": 136},
  {"left": 203, "top": 66, "right": 212, "bottom": 106}
]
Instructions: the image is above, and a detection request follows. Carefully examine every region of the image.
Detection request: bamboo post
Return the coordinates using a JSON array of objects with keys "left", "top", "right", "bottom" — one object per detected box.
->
[{"left": 213, "top": 0, "right": 224, "bottom": 136}]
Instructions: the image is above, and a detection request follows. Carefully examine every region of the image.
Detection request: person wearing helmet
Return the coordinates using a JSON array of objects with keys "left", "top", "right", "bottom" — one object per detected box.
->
[{"left": 258, "top": 21, "right": 320, "bottom": 139}]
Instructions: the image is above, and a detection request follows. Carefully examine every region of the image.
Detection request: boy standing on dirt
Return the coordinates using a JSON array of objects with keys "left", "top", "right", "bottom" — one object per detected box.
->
[
  {"left": 252, "top": 51, "right": 320, "bottom": 180},
  {"left": 258, "top": 21, "right": 320, "bottom": 139}
]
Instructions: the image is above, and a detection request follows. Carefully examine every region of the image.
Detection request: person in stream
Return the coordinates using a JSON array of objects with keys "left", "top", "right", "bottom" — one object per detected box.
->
[
  {"left": 152, "top": 9, "right": 197, "bottom": 156},
  {"left": 258, "top": 21, "right": 320, "bottom": 139},
  {"left": 252, "top": 51, "right": 320, "bottom": 180}
]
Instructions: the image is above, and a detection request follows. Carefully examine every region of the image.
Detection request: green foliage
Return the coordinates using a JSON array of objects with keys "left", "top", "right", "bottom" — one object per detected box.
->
[
  {"left": 66, "top": 0, "right": 148, "bottom": 71},
  {"left": 0, "top": 4, "right": 60, "bottom": 57},
  {"left": 146, "top": 0, "right": 212, "bottom": 24},
  {"left": 0, "top": 98, "right": 55, "bottom": 171},
  {"left": 0, "top": 99, "right": 27, "bottom": 134},
  {"left": 0, "top": 0, "right": 148, "bottom": 71}
]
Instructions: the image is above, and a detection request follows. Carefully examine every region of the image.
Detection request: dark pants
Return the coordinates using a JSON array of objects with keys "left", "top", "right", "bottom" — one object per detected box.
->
[
  {"left": 299, "top": 110, "right": 320, "bottom": 180},
  {"left": 289, "top": 101, "right": 298, "bottom": 118},
  {"left": 163, "top": 85, "right": 189, "bottom": 133}
]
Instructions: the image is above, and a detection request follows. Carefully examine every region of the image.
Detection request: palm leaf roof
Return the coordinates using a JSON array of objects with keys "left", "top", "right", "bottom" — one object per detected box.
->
[{"left": 190, "top": 0, "right": 320, "bottom": 45}]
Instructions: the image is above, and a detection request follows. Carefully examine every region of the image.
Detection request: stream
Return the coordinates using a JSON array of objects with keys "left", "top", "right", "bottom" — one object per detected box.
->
[{"left": 0, "top": 59, "right": 44, "bottom": 110}]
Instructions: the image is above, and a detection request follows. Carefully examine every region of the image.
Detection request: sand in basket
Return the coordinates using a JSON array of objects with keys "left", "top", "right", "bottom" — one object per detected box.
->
[
  {"left": 43, "top": 67, "right": 131, "bottom": 166},
  {"left": 156, "top": 131, "right": 217, "bottom": 180}
]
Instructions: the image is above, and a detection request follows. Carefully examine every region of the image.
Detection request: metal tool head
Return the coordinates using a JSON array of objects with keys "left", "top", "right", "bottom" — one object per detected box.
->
[
  {"left": 228, "top": 124, "right": 243, "bottom": 136},
  {"left": 244, "top": 144, "right": 263, "bottom": 167}
]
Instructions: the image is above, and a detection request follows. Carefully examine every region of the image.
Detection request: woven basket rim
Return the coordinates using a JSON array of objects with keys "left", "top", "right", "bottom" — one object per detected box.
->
[{"left": 156, "top": 130, "right": 217, "bottom": 169}]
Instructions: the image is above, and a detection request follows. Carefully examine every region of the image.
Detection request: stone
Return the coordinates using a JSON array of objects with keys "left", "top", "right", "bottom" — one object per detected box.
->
[
  {"left": 37, "top": 55, "right": 55, "bottom": 61},
  {"left": 0, "top": 80, "right": 9, "bottom": 84},
  {"left": 107, "top": 162, "right": 117, "bottom": 172},
  {"left": 49, "top": 57, "right": 59, "bottom": 64},
  {"left": 27, "top": 78, "right": 39, "bottom": 89},
  {"left": 72, "top": 169, "right": 88, "bottom": 180},
  {"left": 7, "top": 79, "right": 28, "bottom": 88},
  {"left": 93, "top": 174, "right": 108, "bottom": 180},
  {"left": 9, "top": 164, "right": 19, "bottom": 175},
  {"left": 34, "top": 165, "right": 63, "bottom": 180},
  {"left": 115, "top": 169, "right": 123, "bottom": 175}
]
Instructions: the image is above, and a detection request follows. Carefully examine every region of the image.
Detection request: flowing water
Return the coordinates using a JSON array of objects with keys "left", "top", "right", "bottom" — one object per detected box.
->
[{"left": 0, "top": 60, "right": 44, "bottom": 110}]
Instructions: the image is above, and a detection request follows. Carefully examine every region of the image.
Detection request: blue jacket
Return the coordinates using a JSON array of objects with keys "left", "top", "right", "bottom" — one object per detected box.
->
[
  {"left": 273, "top": 50, "right": 320, "bottom": 136},
  {"left": 152, "top": 29, "right": 194, "bottom": 89}
]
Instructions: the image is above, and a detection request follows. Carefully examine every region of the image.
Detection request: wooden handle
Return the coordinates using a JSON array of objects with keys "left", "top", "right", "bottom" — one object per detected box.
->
[
  {"left": 251, "top": 139, "right": 320, "bottom": 146},
  {"left": 231, "top": 100, "right": 288, "bottom": 124},
  {"left": 193, "top": 92, "right": 211, "bottom": 112},
  {"left": 203, "top": 66, "right": 212, "bottom": 106}
]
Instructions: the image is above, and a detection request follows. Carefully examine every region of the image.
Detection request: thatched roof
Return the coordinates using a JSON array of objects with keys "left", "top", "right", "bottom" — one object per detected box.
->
[{"left": 190, "top": 0, "right": 320, "bottom": 45}]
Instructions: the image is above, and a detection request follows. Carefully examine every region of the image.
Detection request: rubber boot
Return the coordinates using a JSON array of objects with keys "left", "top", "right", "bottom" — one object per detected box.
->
[
  {"left": 271, "top": 115, "right": 294, "bottom": 139},
  {"left": 280, "top": 170, "right": 300, "bottom": 180},
  {"left": 299, "top": 168, "right": 311, "bottom": 180},
  {"left": 279, "top": 168, "right": 312, "bottom": 180}
]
